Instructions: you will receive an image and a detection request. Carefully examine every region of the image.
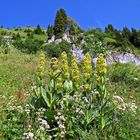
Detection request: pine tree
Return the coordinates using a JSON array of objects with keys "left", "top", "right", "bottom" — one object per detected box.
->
[
  {"left": 122, "top": 27, "right": 132, "bottom": 40},
  {"left": 34, "top": 24, "right": 43, "bottom": 34},
  {"left": 59, "top": 8, "right": 68, "bottom": 30},
  {"left": 47, "top": 25, "right": 54, "bottom": 39},
  {"left": 69, "top": 24, "right": 76, "bottom": 35},
  {"left": 105, "top": 24, "right": 115, "bottom": 33},
  {"left": 53, "top": 8, "right": 68, "bottom": 39}
]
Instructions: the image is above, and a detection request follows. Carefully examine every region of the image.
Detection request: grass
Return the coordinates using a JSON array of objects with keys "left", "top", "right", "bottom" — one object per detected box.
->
[
  {"left": 107, "top": 63, "right": 140, "bottom": 103},
  {"left": 0, "top": 47, "right": 38, "bottom": 97}
]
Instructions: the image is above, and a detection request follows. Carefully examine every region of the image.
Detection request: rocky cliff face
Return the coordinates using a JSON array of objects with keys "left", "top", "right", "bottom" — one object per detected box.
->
[
  {"left": 72, "top": 47, "right": 140, "bottom": 66},
  {"left": 106, "top": 51, "right": 140, "bottom": 65}
]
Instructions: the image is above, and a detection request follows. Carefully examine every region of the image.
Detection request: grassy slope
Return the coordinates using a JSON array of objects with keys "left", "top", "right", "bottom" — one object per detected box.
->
[
  {"left": 0, "top": 27, "right": 48, "bottom": 41},
  {"left": 0, "top": 48, "right": 38, "bottom": 97}
]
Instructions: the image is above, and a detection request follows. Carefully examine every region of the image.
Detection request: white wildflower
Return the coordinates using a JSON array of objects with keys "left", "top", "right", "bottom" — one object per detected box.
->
[
  {"left": 55, "top": 116, "right": 59, "bottom": 120},
  {"left": 59, "top": 124, "right": 65, "bottom": 129},
  {"left": 57, "top": 112, "right": 61, "bottom": 116},
  {"left": 113, "top": 95, "right": 124, "bottom": 103},
  {"left": 59, "top": 115, "right": 65, "bottom": 121},
  {"left": 28, "top": 132, "right": 34, "bottom": 138}
]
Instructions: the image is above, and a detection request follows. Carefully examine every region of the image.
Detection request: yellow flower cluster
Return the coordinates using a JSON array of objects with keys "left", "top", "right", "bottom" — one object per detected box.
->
[
  {"left": 96, "top": 53, "right": 107, "bottom": 75},
  {"left": 50, "top": 57, "right": 62, "bottom": 90},
  {"left": 71, "top": 54, "right": 80, "bottom": 88},
  {"left": 56, "top": 76, "right": 62, "bottom": 90},
  {"left": 50, "top": 57, "right": 60, "bottom": 77},
  {"left": 37, "top": 53, "right": 45, "bottom": 78},
  {"left": 82, "top": 53, "right": 92, "bottom": 80},
  {"left": 60, "top": 52, "right": 70, "bottom": 79},
  {"left": 50, "top": 57, "right": 58, "bottom": 70}
]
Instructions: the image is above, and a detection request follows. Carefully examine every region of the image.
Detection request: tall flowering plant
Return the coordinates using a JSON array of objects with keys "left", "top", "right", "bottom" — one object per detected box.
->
[
  {"left": 60, "top": 52, "right": 73, "bottom": 111},
  {"left": 32, "top": 53, "right": 46, "bottom": 99},
  {"left": 82, "top": 53, "right": 93, "bottom": 93},
  {"left": 96, "top": 53, "right": 110, "bottom": 139},
  {"left": 60, "top": 52, "right": 70, "bottom": 80},
  {"left": 32, "top": 54, "right": 62, "bottom": 110},
  {"left": 71, "top": 54, "right": 80, "bottom": 90},
  {"left": 37, "top": 53, "right": 46, "bottom": 79}
]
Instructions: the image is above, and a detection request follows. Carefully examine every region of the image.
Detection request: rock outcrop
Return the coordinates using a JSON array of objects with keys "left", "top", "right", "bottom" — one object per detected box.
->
[
  {"left": 106, "top": 51, "right": 140, "bottom": 65},
  {"left": 44, "top": 33, "right": 71, "bottom": 45},
  {"left": 71, "top": 47, "right": 140, "bottom": 66}
]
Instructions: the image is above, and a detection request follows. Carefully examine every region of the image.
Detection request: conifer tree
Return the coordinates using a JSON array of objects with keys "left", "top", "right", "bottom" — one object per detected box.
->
[
  {"left": 53, "top": 8, "right": 68, "bottom": 39},
  {"left": 69, "top": 24, "right": 76, "bottom": 35},
  {"left": 59, "top": 8, "right": 67, "bottom": 30},
  {"left": 47, "top": 25, "right": 54, "bottom": 39},
  {"left": 34, "top": 24, "right": 43, "bottom": 34}
]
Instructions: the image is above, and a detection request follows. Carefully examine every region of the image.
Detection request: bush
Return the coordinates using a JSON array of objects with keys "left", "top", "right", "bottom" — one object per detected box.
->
[
  {"left": 42, "top": 41, "right": 71, "bottom": 58},
  {"left": 82, "top": 34, "right": 106, "bottom": 57},
  {"left": 13, "top": 35, "right": 42, "bottom": 54},
  {"left": 24, "top": 28, "right": 33, "bottom": 33}
]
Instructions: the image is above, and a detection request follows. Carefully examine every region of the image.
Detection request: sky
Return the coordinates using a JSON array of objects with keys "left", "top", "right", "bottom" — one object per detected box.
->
[{"left": 0, "top": 0, "right": 140, "bottom": 30}]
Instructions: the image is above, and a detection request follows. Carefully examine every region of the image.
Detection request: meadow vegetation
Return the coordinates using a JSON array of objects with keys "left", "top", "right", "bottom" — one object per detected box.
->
[{"left": 0, "top": 47, "right": 140, "bottom": 140}]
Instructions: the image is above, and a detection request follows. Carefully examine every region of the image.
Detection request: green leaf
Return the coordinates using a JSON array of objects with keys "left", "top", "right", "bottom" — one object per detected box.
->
[
  {"left": 44, "top": 110, "right": 56, "bottom": 121},
  {"left": 41, "top": 88, "right": 50, "bottom": 107}
]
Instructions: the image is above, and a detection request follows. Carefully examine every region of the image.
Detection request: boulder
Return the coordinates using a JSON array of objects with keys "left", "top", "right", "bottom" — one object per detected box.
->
[
  {"left": 55, "top": 39, "right": 62, "bottom": 44},
  {"left": 62, "top": 33, "right": 71, "bottom": 43}
]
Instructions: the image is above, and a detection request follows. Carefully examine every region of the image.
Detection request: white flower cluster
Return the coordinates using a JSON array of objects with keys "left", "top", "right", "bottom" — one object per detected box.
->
[
  {"left": 128, "top": 102, "right": 137, "bottom": 112},
  {"left": 62, "top": 95, "right": 77, "bottom": 102},
  {"left": 36, "top": 108, "right": 46, "bottom": 116},
  {"left": 23, "top": 132, "right": 34, "bottom": 140},
  {"left": 25, "top": 104, "right": 30, "bottom": 114},
  {"left": 54, "top": 112, "right": 66, "bottom": 138},
  {"left": 117, "top": 102, "right": 137, "bottom": 113},
  {"left": 93, "top": 89, "right": 99, "bottom": 95},
  {"left": 113, "top": 95, "right": 137, "bottom": 113},
  {"left": 38, "top": 118, "right": 50, "bottom": 131},
  {"left": 113, "top": 95, "right": 124, "bottom": 103},
  {"left": 7, "top": 105, "right": 23, "bottom": 113},
  {"left": 82, "top": 96, "right": 89, "bottom": 104},
  {"left": 75, "top": 107, "right": 84, "bottom": 115}
]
